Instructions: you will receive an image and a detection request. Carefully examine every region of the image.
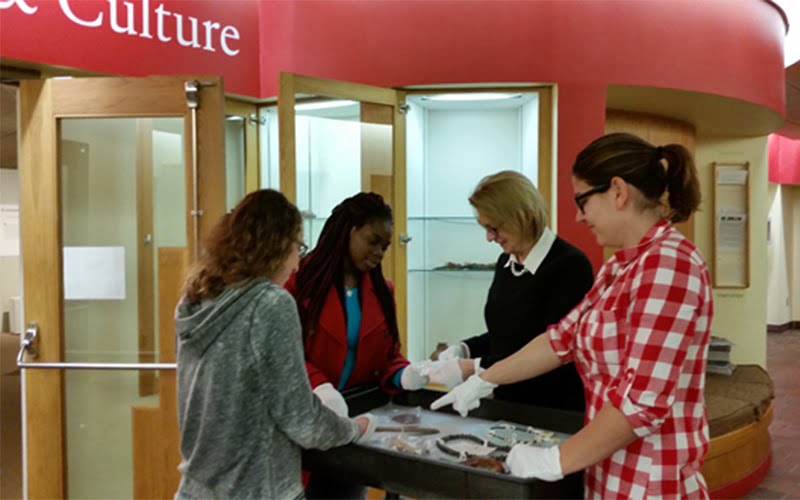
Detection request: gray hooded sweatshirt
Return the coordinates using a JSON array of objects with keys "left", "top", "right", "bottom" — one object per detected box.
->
[{"left": 174, "top": 279, "right": 359, "bottom": 499}]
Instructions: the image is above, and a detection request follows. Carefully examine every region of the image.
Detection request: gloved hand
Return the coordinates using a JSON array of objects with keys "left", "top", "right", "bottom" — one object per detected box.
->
[
  {"left": 506, "top": 444, "right": 563, "bottom": 481},
  {"left": 401, "top": 362, "right": 430, "bottom": 390},
  {"left": 427, "top": 359, "right": 464, "bottom": 389},
  {"left": 429, "top": 374, "right": 497, "bottom": 417},
  {"left": 353, "top": 412, "right": 378, "bottom": 444},
  {"left": 313, "top": 382, "right": 349, "bottom": 417},
  {"left": 438, "top": 342, "right": 469, "bottom": 361}
]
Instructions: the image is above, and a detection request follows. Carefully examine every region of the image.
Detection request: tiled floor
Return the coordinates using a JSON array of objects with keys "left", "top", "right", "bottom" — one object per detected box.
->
[{"left": 746, "top": 329, "right": 800, "bottom": 499}]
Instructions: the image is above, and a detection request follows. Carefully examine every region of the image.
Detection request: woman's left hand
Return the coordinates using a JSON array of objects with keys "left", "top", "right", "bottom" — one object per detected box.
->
[{"left": 506, "top": 444, "right": 563, "bottom": 481}]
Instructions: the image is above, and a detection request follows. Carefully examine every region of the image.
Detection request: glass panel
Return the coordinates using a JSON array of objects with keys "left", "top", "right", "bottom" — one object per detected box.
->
[
  {"left": 224, "top": 117, "right": 246, "bottom": 211},
  {"left": 60, "top": 117, "right": 185, "bottom": 499},
  {"left": 294, "top": 97, "right": 363, "bottom": 250},
  {"left": 259, "top": 106, "right": 279, "bottom": 190},
  {"left": 404, "top": 92, "right": 539, "bottom": 361}
]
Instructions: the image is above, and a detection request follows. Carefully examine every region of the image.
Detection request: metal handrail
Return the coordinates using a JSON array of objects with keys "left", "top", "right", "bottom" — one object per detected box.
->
[{"left": 16, "top": 323, "right": 176, "bottom": 371}]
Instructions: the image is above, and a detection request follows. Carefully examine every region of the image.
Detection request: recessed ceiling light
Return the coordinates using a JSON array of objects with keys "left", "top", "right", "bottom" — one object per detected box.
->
[
  {"left": 295, "top": 100, "right": 357, "bottom": 111},
  {"left": 422, "top": 93, "right": 522, "bottom": 102}
]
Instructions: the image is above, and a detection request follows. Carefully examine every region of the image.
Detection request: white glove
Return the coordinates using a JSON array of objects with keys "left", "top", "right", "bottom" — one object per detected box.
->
[
  {"left": 429, "top": 374, "right": 497, "bottom": 417},
  {"left": 438, "top": 342, "right": 469, "bottom": 361},
  {"left": 506, "top": 443, "right": 563, "bottom": 481},
  {"left": 313, "top": 382, "right": 349, "bottom": 417},
  {"left": 400, "top": 363, "right": 430, "bottom": 391},
  {"left": 353, "top": 412, "right": 378, "bottom": 444},
  {"left": 427, "top": 359, "right": 464, "bottom": 389}
]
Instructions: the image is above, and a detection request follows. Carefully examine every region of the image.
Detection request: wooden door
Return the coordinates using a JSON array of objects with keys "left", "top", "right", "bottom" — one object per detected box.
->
[
  {"left": 18, "top": 75, "right": 225, "bottom": 499},
  {"left": 277, "top": 73, "right": 408, "bottom": 351}
]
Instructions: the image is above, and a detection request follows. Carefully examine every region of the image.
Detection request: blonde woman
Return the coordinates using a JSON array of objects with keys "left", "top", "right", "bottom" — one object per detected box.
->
[{"left": 428, "top": 171, "right": 593, "bottom": 412}]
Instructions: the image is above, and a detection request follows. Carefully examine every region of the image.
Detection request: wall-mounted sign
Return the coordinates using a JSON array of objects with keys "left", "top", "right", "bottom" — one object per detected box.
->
[
  {"left": 0, "top": 0, "right": 259, "bottom": 96},
  {"left": 1, "top": 0, "right": 241, "bottom": 56}
]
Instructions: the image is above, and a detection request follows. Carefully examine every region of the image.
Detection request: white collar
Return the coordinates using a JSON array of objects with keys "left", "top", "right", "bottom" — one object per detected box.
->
[{"left": 504, "top": 227, "right": 556, "bottom": 277}]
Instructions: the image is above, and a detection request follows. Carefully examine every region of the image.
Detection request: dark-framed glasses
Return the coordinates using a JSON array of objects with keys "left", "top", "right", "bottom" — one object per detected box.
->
[{"left": 573, "top": 183, "right": 611, "bottom": 214}]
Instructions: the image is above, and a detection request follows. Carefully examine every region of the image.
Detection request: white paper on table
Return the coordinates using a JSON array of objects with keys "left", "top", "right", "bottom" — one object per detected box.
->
[{"left": 63, "top": 246, "right": 126, "bottom": 300}]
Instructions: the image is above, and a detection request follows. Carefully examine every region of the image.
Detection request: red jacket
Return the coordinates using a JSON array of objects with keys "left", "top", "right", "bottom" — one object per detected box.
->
[{"left": 285, "top": 272, "right": 409, "bottom": 393}]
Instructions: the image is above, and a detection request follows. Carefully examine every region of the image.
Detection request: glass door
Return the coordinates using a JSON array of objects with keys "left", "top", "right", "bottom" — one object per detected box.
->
[
  {"left": 18, "top": 76, "right": 225, "bottom": 499},
  {"left": 276, "top": 73, "right": 408, "bottom": 349}
]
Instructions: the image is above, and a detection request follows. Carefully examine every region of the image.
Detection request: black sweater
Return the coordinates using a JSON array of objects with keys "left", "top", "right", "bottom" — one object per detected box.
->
[{"left": 463, "top": 236, "right": 594, "bottom": 412}]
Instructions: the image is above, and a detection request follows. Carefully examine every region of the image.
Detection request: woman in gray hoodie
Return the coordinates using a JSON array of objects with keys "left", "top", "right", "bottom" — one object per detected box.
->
[{"left": 174, "top": 189, "right": 373, "bottom": 499}]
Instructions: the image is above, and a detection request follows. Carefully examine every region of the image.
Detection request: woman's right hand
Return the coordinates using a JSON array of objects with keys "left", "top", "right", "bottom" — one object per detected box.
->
[
  {"left": 353, "top": 413, "right": 377, "bottom": 443},
  {"left": 313, "top": 382, "right": 349, "bottom": 417}
]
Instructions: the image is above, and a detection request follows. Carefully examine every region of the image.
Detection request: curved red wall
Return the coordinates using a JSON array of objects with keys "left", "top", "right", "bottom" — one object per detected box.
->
[
  {"left": 259, "top": 0, "right": 786, "bottom": 268},
  {"left": 769, "top": 134, "right": 800, "bottom": 184}
]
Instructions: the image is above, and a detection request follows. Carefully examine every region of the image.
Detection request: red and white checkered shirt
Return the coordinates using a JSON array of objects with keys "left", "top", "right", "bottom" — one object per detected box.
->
[{"left": 548, "top": 220, "right": 713, "bottom": 499}]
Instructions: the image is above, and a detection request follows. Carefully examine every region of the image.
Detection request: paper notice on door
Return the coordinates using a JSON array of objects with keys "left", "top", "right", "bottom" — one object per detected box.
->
[
  {"left": 0, "top": 204, "right": 20, "bottom": 256},
  {"left": 63, "top": 246, "right": 126, "bottom": 300}
]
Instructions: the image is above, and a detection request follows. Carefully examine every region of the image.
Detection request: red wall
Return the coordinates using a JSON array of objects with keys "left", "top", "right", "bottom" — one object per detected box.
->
[
  {"left": 258, "top": 0, "right": 786, "bottom": 268},
  {"left": 769, "top": 134, "right": 800, "bottom": 184}
]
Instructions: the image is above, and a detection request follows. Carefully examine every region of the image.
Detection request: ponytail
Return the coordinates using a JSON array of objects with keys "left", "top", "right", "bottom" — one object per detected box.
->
[{"left": 661, "top": 144, "right": 701, "bottom": 223}]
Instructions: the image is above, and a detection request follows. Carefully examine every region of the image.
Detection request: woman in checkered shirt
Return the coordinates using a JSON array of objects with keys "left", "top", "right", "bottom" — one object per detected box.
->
[{"left": 432, "top": 132, "right": 713, "bottom": 499}]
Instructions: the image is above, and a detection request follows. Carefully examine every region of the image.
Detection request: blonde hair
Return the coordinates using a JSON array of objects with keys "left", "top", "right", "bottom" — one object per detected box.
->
[{"left": 468, "top": 170, "right": 549, "bottom": 241}]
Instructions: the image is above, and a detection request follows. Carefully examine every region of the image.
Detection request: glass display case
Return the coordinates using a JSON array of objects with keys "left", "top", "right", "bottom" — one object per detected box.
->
[
  {"left": 404, "top": 92, "right": 540, "bottom": 361},
  {"left": 259, "top": 87, "right": 547, "bottom": 363}
]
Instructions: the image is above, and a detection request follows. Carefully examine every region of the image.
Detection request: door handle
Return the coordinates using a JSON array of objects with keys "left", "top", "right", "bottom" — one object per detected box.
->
[
  {"left": 16, "top": 323, "right": 176, "bottom": 371},
  {"left": 399, "top": 233, "right": 412, "bottom": 246}
]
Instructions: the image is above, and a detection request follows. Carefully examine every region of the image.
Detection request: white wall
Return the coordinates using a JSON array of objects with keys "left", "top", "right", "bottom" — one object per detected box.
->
[
  {"left": 767, "top": 184, "right": 793, "bottom": 326},
  {"left": 694, "top": 135, "right": 769, "bottom": 367},
  {"left": 0, "top": 168, "right": 21, "bottom": 332}
]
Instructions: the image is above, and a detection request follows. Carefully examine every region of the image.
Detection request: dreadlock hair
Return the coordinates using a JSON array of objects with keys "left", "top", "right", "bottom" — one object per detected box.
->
[
  {"left": 183, "top": 189, "right": 302, "bottom": 303},
  {"left": 294, "top": 192, "right": 398, "bottom": 344}
]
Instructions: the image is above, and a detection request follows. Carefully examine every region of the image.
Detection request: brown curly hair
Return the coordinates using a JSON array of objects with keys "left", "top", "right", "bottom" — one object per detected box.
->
[{"left": 183, "top": 189, "right": 302, "bottom": 303}]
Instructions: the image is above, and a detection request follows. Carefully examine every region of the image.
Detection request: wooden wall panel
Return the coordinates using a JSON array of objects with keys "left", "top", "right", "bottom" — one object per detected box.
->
[{"left": 605, "top": 110, "right": 697, "bottom": 260}]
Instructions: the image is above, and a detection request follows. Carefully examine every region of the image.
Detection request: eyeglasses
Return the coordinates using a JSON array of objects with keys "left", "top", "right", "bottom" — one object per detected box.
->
[
  {"left": 573, "top": 183, "right": 611, "bottom": 214},
  {"left": 297, "top": 241, "right": 309, "bottom": 257}
]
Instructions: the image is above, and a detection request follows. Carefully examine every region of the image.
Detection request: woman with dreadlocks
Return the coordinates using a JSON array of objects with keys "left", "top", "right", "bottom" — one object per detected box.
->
[{"left": 287, "top": 192, "right": 427, "bottom": 499}]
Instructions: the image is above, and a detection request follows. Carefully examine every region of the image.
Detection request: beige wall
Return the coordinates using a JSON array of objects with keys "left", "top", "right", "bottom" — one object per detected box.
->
[
  {"left": 694, "top": 135, "right": 769, "bottom": 367},
  {"left": 0, "top": 168, "right": 21, "bottom": 332}
]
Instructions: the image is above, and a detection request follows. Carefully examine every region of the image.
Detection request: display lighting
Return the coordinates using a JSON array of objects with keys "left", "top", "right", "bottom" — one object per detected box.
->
[
  {"left": 422, "top": 93, "right": 522, "bottom": 102},
  {"left": 295, "top": 100, "right": 357, "bottom": 111}
]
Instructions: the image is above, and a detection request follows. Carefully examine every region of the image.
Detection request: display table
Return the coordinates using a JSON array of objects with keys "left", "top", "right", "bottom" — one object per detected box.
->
[{"left": 303, "top": 387, "right": 584, "bottom": 499}]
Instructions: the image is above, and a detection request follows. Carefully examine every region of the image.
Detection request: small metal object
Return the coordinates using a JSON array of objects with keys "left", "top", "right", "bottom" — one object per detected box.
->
[
  {"left": 398, "top": 103, "right": 410, "bottom": 114},
  {"left": 399, "top": 233, "right": 412, "bottom": 246},
  {"left": 436, "top": 433, "right": 509, "bottom": 459},
  {"left": 375, "top": 426, "right": 439, "bottom": 435}
]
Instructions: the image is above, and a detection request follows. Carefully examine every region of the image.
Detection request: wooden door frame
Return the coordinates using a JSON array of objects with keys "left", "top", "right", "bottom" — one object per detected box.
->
[
  {"left": 18, "top": 75, "right": 225, "bottom": 499},
  {"left": 277, "top": 73, "right": 408, "bottom": 351}
]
